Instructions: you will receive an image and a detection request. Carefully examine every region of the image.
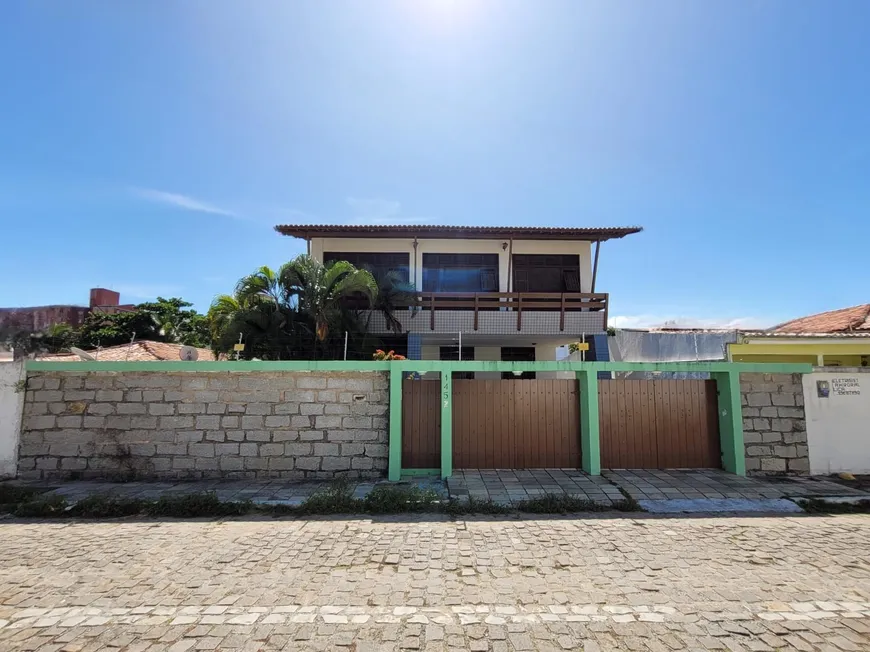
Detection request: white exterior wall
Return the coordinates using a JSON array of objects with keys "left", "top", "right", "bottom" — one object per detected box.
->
[
  {"left": 310, "top": 237, "right": 595, "bottom": 292},
  {"left": 535, "top": 343, "right": 575, "bottom": 379},
  {"left": 0, "top": 362, "right": 25, "bottom": 478},
  {"left": 802, "top": 369, "right": 870, "bottom": 475}
]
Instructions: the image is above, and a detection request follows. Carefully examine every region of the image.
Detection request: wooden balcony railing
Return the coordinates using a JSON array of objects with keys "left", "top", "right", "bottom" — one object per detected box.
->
[{"left": 398, "top": 292, "right": 608, "bottom": 332}]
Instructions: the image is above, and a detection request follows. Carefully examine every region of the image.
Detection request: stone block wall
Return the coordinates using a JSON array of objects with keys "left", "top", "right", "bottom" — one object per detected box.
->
[
  {"left": 18, "top": 371, "right": 389, "bottom": 481},
  {"left": 740, "top": 373, "right": 809, "bottom": 475}
]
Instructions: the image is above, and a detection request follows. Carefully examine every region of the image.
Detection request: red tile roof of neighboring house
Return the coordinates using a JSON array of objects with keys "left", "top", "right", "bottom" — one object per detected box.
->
[
  {"left": 274, "top": 224, "right": 643, "bottom": 241},
  {"left": 770, "top": 304, "right": 870, "bottom": 334},
  {"left": 38, "top": 341, "right": 215, "bottom": 362}
]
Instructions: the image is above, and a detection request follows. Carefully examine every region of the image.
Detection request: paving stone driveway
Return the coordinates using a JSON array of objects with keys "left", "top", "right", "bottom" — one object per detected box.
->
[{"left": 2, "top": 514, "right": 870, "bottom": 651}]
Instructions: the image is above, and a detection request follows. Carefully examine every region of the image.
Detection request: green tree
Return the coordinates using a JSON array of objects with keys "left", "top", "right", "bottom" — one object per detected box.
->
[
  {"left": 74, "top": 297, "right": 209, "bottom": 349},
  {"left": 74, "top": 310, "right": 163, "bottom": 348},
  {"left": 137, "top": 297, "right": 210, "bottom": 348},
  {"left": 209, "top": 256, "right": 382, "bottom": 360}
]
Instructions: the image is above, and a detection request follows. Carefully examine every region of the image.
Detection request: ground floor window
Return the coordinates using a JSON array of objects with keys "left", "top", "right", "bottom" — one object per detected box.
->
[
  {"left": 501, "top": 346, "right": 536, "bottom": 379},
  {"left": 441, "top": 345, "right": 475, "bottom": 379}
]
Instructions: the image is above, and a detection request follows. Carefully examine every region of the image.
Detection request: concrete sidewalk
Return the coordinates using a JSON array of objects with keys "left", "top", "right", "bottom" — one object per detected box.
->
[
  {"left": 11, "top": 469, "right": 868, "bottom": 512},
  {"left": 27, "top": 477, "right": 447, "bottom": 507}
]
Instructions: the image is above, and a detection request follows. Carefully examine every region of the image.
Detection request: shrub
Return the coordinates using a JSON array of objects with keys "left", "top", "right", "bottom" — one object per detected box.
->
[{"left": 372, "top": 349, "right": 406, "bottom": 361}]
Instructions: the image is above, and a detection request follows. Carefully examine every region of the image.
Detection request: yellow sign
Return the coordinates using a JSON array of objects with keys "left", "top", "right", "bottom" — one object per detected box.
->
[
  {"left": 573, "top": 343, "right": 589, "bottom": 352},
  {"left": 233, "top": 343, "right": 245, "bottom": 352}
]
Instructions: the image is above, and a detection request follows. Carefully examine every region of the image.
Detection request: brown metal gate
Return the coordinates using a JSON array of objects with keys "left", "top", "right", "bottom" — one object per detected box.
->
[
  {"left": 452, "top": 379, "right": 581, "bottom": 469},
  {"left": 599, "top": 379, "right": 721, "bottom": 469},
  {"left": 401, "top": 380, "right": 441, "bottom": 469}
]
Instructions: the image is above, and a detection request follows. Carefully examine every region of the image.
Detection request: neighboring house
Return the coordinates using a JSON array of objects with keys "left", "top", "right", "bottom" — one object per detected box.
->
[
  {"left": 276, "top": 224, "right": 641, "bottom": 375},
  {"left": 37, "top": 341, "right": 215, "bottom": 362},
  {"left": 0, "top": 288, "right": 135, "bottom": 333},
  {"left": 728, "top": 304, "right": 870, "bottom": 366}
]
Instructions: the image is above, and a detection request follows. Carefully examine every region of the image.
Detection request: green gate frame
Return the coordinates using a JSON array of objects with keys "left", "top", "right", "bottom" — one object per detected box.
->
[{"left": 384, "top": 361, "right": 811, "bottom": 480}]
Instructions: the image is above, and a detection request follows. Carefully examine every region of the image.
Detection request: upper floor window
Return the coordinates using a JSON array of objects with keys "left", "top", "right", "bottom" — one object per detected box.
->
[
  {"left": 422, "top": 253, "right": 499, "bottom": 292},
  {"left": 512, "top": 254, "right": 580, "bottom": 293},
  {"left": 323, "top": 252, "right": 410, "bottom": 284}
]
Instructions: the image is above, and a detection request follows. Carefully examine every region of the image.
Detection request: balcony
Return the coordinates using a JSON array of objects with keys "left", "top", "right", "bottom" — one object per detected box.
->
[{"left": 366, "top": 292, "right": 609, "bottom": 336}]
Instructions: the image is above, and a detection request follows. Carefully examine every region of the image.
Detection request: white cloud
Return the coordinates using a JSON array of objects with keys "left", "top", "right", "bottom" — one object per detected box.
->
[
  {"left": 113, "top": 284, "right": 184, "bottom": 300},
  {"left": 131, "top": 187, "right": 241, "bottom": 219},
  {"left": 344, "top": 196, "right": 429, "bottom": 225},
  {"left": 610, "top": 314, "right": 772, "bottom": 330}
]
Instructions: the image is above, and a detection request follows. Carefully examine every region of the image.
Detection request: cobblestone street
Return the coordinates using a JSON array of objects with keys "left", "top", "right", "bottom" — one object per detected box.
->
[{"left": 2, "top": 514, "right": 870, "bottom": 651}]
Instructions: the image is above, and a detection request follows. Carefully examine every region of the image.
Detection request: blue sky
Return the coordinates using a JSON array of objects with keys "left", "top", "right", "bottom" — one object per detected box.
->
[{"left": 1, "top": 1, "right": 868, "bottom": 328}]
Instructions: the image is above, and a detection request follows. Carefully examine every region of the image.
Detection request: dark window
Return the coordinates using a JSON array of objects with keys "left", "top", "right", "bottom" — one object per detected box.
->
[
  {"left": 501, "top": 346, "right": 535, "bottom": 379},
  {"left": 423, "top": 254, "right": 499, "bottom": 292},
  {"left": 511, "top": 254, "right": 580, "bottom": 293},
  {"left": 324, "top": 252, "right": 410, "bottom": 284},
  {"left": 441, "top": 345, "right": 475, "bottom": 379},
  {"left": 563, "top": 269, "right": 581, "bottom": 292}
]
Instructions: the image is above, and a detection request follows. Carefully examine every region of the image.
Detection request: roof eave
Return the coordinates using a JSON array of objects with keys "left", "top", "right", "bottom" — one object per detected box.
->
[{"left": 273, "top": 225, "right": 643, "bottom": 242}]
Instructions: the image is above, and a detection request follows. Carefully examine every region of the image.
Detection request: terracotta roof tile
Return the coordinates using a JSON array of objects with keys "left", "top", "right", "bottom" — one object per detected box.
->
[
  {"left": 770, "top": 304, "right": 870, "bottom": 334},
  {"left": 38, "top": 341, "right": 215, "bottom": 362}
]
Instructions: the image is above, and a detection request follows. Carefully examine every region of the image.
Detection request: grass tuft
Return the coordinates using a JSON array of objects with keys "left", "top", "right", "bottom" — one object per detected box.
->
[
  {"left": 297, "top": 478, "right": 357, "bottom": 515},
  {"left": 13, "top": 494, "right": 68, "bottom": 517},
  {"left": 517, "top": 494, "right": 611, "bottom": 514},
  {"left": 363, "top": 484, "right": 441, "bottom": 514},
  {"left": 147, "top": 492, "right": 251, "bottom": 518},
  {"left": 0, "top": 483, "right": 46, "bottom": 512},
  {"left": 69, "top": 494, "right": 149, "bottom": 518},
  {"left": 445, "top": 496, "right": 514, "bottom": 517},
  {"left": 797, "top": 498, "right": 870, "bottom": 514}
]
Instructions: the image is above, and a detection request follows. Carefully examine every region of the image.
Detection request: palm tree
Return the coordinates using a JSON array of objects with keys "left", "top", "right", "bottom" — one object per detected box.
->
[
  {"left": 280, "top": 255, "right": 378, "bottom": 342},
  {"left": 208, "top": 265, "right": 296, "bottom": 358},
  {"left": 208, "top": 256, "right": 379, "bottom": 359},
  {"left": 369, "top": 270, "right": 417, "bottom": 334}
]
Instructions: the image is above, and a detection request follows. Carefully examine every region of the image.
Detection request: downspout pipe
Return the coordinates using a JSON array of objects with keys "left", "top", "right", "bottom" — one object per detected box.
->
[
  {"left": 506, "top": 237, "right": 514, "bottom": 293},
  {"left": 590, "top": 240, "right": 601, "bottom": 293},
  {"left": 412, "top": 237, "right": 419, "bottom": 289}
]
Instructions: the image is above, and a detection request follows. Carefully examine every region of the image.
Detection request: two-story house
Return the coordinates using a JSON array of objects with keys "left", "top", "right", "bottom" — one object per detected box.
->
[{"left": 275, "top": 224, "right": 641, "bottom": 375}]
